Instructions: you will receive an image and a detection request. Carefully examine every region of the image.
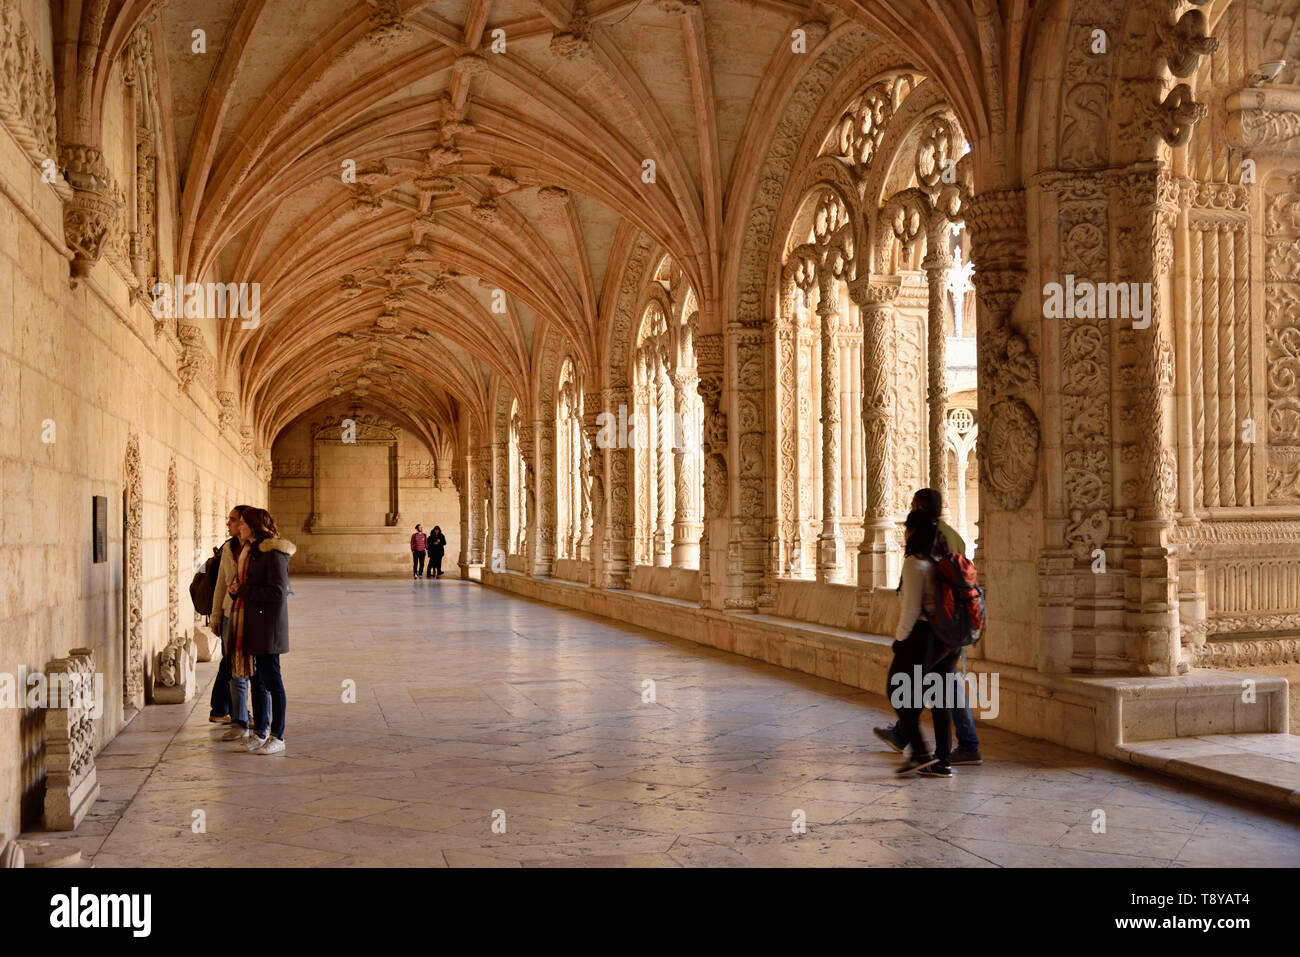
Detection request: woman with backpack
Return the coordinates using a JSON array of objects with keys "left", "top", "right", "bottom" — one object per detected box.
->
[
  {"left": 225, "top": 507, "right": 296, "bottom": 755},
  {"left": 886, "top": 510, "right": 959, "bottom": 777}
]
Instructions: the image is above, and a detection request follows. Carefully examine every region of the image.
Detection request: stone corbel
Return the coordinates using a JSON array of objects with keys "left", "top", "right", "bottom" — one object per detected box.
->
[{"left": 59, "top": 144, "right": 120, "bottom": 283}]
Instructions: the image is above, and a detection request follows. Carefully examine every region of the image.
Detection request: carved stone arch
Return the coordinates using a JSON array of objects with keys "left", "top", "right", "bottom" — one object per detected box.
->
[{"left": 604, "top": 233, "right": 661, "bottom": 390}]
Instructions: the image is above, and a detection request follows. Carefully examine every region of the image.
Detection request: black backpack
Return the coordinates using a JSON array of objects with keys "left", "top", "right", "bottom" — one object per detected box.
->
[{"left": 189, "top": 544, "right": 225, "bottom": 617}]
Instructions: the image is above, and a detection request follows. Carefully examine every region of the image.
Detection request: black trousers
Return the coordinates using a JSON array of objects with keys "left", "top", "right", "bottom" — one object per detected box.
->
[
  {"left": 428, "top": 550, "right": 443, "bottom": 576},
  {"left": 209, "top": 630, "right": 231, "bottom": 719},
  {"left": 887, "top": 620, "right": 956, "bottom": 762},
  {"left": 413, "top": 550, "right": 426, "bottom": 576}
]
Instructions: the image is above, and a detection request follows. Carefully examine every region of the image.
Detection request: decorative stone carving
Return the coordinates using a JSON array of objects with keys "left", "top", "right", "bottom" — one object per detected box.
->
[
  {"left": 980, "top": 397, "right": 1039, "bottom": 511},
  {"left": 274, "top": 458, "right": 310, "bottom": 478},
  {"left": 1266, "top": 174, "right": 1300, "bottom": 503},
  {"left": 43, "top": 648, "right": 100, "bottom": 830},
  {"left": 124, "top": 434, "right": 144, "bottom": 709},
  {"left": 151, "top": 635, "right": 196, "bottom": 704},
  {"left": 218, "top": 392, "right": 238, "bottom": 432},
  {"left": 60, "top": 144, "right": 120, "bottom": 281},
  {"left": 364, "top": 0, "right": 410, "bottom": 47},
  {"left": 0, "top": 0, "right": 57, "bottom": 167}
]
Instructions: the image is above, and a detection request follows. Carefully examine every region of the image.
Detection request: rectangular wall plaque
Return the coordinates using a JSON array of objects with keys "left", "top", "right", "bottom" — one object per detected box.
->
[{"left": 92, "top": 495, "right": 107, "bottom": 563}]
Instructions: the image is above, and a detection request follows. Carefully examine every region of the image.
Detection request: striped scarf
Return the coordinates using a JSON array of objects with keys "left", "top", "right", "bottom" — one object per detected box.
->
[{"left": 230, "top": 543, "right": 256, "bottom": 679}]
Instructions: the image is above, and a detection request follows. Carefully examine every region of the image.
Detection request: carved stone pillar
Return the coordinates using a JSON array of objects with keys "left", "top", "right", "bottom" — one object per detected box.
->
[
  {"left": 603, "top": 388, "right": 632, "bottom": 588},
  {"left": 534, "top": 420, "right": 557, "bottom": 576},
  {"left": 43, "top": 649, "right": 100, "bottom": 830},
  {"left": 518, "top": 423, "right": 536, "bottom": 573},
  {"left": 671, "top": 368, "right": 701, "bottom": 568},
  {"left": 727, "top": 323, "right": 768, "bottom": 608},
  {"left": 851, "top": 277, "right": 901, "bottom": 600},
  {"left": 492, "top": 436, "right": 509, "bottom": 560},
  {"left": 816, "top": 286, "right": 845, "bottom": 583},
  {"left": 466, "top": 431, "right": 486, "bottom": 565},
  {"left": 923, "top": 245, "right": 953, "bottom": 502},
  {"left": 696, "top": 336, "right": 727, "bottom": 607},
  {"left": 454, "top": 464, "right": 469, "bottom": 576},
  {"left": 583, "top": 393, "right": 605, "bottom": 580},
  {"left": 774, "top": 279, "right": 800, "bottom": 580},
  {"left": 1115, "top": 164, "right": 1183, "bottom": 676},
  {"left": 653, "top": 359, "right": 674, "bottom": 566}
]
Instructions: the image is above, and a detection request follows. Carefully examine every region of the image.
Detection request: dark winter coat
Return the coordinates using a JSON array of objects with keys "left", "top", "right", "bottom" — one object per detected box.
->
[
  {"left": 234, "top": 537, "right": 296, "bottom": 655},
  {"left": 429, "top": 531, "right": 446, "bottom": 558}
]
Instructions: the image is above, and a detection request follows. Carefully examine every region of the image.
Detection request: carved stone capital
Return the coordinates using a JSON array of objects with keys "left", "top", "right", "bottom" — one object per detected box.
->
[
  {"left": 1227, "top": 89, "right": 1300, "bottom": 156},
  {"left": 964, "top": 188, "right": 1027, "bottom": 324}
]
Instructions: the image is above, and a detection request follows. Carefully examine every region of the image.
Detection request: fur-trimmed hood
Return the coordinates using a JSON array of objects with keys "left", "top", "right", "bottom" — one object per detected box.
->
[{"left": 258, "top": 537, "right": 297, "bottom": 556}]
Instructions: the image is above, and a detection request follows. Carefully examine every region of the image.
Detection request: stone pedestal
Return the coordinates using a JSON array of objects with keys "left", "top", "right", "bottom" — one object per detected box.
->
[
  {"left": 151, "top": 634, "right": 197, "bottom": 704},
  {"left": 43, "top": 648, "right": 100, "bottom": 831},
  {"left": 1, "top": 841, "right": 23, "bottom": 868},
  {"left": 192, "top": 625, "right": 220, "bottom": 662}
]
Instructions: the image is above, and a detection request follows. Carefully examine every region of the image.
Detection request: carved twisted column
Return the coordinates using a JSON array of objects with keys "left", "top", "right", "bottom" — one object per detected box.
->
[
  {"left": 603, "top": 387, "right": 632, "bottom": 588},
  {"left": 695, "top": 336, "right": 727, "bottom": 607},
  {"left": 466, "top": 430, "right": 486, "bottom": 565},
  {"left": 454, "top": 464, "right": 469, "bottom": 576},
  {"left": 653, "top": 358, "right": 674, "bottom": 566},
  {"left": 923, "top": 244, "right": 953, "bottom": 502},
  {"left": 816, "top": 286, "right": 845, "bottom": 584},
  {"left": 671, "top": 368, "right": 701, "bottom": 568}
]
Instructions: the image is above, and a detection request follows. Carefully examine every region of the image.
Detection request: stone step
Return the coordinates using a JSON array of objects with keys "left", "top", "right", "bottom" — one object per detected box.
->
[{"left": 1114, "top": 733, "right": 1300, "bottom": 813}]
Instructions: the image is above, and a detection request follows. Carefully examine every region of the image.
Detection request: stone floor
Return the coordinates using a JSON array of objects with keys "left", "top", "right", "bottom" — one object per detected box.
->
[{"left": 27, "top": 576, "right": 1300, "bottom": 867}]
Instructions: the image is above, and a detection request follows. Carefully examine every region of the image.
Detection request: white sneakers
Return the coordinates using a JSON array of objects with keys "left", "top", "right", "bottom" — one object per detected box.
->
[
  {"left": 244, "top": 734, "right": 268, "bottom": 752},
  {"left": 255, "top": 736, "right": 286, "bottom": 755}
]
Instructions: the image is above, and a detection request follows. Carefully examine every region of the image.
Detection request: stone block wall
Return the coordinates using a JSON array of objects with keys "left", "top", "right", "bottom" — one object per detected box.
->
[{"left": 0, "top": 8, "right": 264, "bottom": 836}]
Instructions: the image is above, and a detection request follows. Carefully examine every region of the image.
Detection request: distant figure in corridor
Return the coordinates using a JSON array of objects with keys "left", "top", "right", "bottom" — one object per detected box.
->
[
  {"left": 411, "top": 524, "right": 428, "bottom": 580},
  {"left": 227, "top": 507, "right": 295, "bottom": 755},
  {"left": 426, "top": 525, "right": 447, "bottom": 578}
]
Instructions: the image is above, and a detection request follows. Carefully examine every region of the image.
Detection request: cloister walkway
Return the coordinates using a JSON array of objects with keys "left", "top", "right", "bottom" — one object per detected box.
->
[{"left": 30, "top": 577, "right": 1300, "bottom": 867}]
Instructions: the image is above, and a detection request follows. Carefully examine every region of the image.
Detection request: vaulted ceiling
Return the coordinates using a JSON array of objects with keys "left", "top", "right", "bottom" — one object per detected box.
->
[{"left": 83, "top": 0, "right": 1042, "bottom": 452}]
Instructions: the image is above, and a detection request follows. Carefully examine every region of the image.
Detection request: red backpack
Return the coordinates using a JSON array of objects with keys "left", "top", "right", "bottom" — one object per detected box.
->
[{"left": 930, "top": 553, "right": 985, "bottom": 653}]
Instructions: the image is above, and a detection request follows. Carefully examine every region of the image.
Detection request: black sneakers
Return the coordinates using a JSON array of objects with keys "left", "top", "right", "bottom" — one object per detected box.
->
[
  {"left": 894, "top": 753, "right": 939, "bottom": 776},
  {"left": 873, "top": 725, "right": 906, "bottom": 753},
  {"left": 948, "top": 747, "right": 983, "bottom": 766},
  {"left": 918, "top": 760, "right": 953, "bottom": 778}
]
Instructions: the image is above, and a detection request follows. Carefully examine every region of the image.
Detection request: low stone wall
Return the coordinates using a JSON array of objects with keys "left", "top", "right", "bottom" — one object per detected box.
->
[{"left": 478, "top": 569, "right": 1290, "bottom": 762}]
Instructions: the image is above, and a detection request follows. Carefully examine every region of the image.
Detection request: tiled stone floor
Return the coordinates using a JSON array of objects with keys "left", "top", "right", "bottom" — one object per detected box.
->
[{"left": 28, "top": 577, "right": 1300, "bottom": 867}]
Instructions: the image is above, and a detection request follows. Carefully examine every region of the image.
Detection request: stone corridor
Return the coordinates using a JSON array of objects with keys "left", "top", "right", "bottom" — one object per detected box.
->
[{"left": 26, "top": 578, "right": 1300, "bottom": 869}]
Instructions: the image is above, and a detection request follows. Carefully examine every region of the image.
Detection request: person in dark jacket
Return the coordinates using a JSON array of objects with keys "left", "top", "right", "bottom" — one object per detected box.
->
[
  {"left": 425, "top": 525, "right": 447, "bottom": 578},
  {"left": 226, "top": 506, "right": 295, "bottom": 755}
]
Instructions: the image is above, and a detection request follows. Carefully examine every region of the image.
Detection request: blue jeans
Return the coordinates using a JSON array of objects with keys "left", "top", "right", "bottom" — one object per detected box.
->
[
  {"left": 251, "top": 654, "right": 285, "bottom": 740},
  {"left": 224, "top": 617, "right": 251, "bottom": 730},
  {"left": 950, "top": 661, "right": 980, "bottom": 751},
  {"left": 413, "top": 551, "right": 426, "bottom": 576}
]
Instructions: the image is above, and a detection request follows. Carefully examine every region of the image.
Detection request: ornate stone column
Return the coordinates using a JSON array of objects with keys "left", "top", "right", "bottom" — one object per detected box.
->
[
  {"left": 727, "top": 323, "right": 769, "bottom": 608},
  {"left": 851, "top": 276, "right": 901, "bottom": 601},
  {"left": 492, "top": 433, "right": 509, "bottom": 561},
  {"left": 653, "top": 357, "right": 674, "bottom": 567},
  {"left": 467, "top": 437, "right": 487, "bottom": 565},
  {"left": 923, "top": 241, "right": 953, "bottom": 502},
  {"left": 696, "top": 336, "right": 727, "bottom": 607},
  {"left": 603, "top": 387, "right": 632, "bottom": 588},
  {"left": 1116, "top": 163, "right": 1183, "bottom": 676},
  {"left": 454, "top": 464, "right": 469, "bottom": 576},
  {"left": 583, "top": 393, "right": 604, "bottom": 579},
  {"left": 534, "top": 419, "right": 557, "bottom": 576},
  {"left": 671, "top": 367, "right": 701, "bottom": 568},
  {"left": 518, "top": 422, "right": 536, "bottom": 573},
  {"left": 815, "top": 284, "right": 845, "bottom": 583}
]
